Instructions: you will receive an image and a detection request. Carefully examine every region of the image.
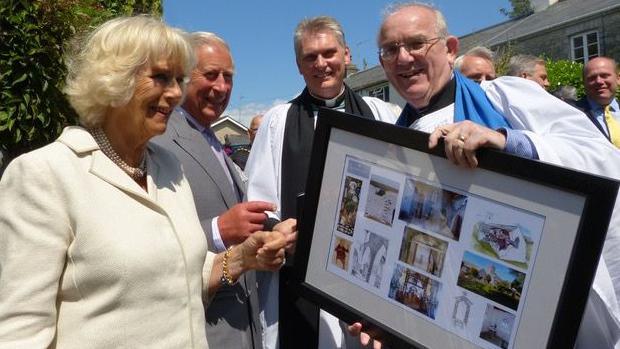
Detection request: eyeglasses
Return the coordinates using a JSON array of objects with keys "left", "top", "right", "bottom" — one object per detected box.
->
[{"left": 379, "top": 37, "right": 443, "bottom": 62}]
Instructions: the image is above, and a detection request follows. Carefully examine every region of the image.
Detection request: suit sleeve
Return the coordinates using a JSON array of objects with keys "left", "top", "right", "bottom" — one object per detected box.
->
[{"left": 0, "top": 152, "right": 72, "bottom": 348}]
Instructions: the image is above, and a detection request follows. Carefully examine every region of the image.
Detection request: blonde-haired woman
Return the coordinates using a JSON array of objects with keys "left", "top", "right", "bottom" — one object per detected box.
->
[{"left": 0, "top": 16, "right": 294, "bottom": 349}]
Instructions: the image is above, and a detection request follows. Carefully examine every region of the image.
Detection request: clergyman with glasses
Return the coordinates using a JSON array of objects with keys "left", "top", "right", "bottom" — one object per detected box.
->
[{"left": 348, "top": 3, "right": 620, "bottom": 348}]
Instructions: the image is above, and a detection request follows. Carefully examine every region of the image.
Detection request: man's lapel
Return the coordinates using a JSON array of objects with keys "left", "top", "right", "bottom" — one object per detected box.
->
[
  {"left": 577, "top": 98, "right": 608, "bottom": 138},
  {"left": 224, "top": 154, "right": 246, "bottom": 196},
  {"left": 169, "top": 111, "right": 238, "bottom": 208}
]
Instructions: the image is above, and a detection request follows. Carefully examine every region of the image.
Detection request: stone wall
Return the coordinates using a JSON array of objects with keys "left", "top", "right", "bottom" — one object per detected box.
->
[
  {"left": 491, "top": 10, "right": 620, "bottom": 62},
  {"left": 602, "top": 10, "right": 620, "bottom": 60}
]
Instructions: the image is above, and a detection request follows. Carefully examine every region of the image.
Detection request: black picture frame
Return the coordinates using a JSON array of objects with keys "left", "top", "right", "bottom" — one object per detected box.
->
[{"left": 292, "top": 108, "right": 618, "bottom": 349}]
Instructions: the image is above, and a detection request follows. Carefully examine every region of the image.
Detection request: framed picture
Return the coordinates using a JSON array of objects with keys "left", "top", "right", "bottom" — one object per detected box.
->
[{"left": 292, "top": 108, "right": 618, "bottom": 349}]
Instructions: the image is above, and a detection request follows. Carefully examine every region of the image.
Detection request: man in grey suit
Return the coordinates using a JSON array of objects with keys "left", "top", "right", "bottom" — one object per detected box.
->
[{"left": 153, "top": 32, "right": 274, "bottom": 348}]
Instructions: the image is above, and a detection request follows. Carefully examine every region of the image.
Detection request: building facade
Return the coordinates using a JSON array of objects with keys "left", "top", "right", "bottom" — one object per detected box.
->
[
  {"left": 211, "top": 115, "right": 249, "bottom": 145},
  {"left": 345, "top": 0, "right": 620, "bottom": 108}
]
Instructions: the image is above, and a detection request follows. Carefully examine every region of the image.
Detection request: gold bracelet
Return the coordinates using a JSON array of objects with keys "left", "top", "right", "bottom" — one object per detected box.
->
[{"left": 220, "top": 247, "right": 236, "bottom": 286}]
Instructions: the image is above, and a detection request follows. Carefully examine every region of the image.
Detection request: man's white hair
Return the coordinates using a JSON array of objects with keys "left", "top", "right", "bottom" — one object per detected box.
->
[
  {"left": 454, "top": 46, "right": 495, "bottom": 70},
  {"left": 378, "top": 2, "right": 449, "bottom": 45},
  {"left": 507, "top": 54, "right": 545, "bottom": 77}
]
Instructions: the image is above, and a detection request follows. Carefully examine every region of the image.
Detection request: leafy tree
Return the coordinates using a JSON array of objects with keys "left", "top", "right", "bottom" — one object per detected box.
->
[
  {"left": 494, "top": 47, "right": 589, "bottom": 99},
  {"left": 470, "top": 268, "right": 479, "bottom": 279},
  {"left": 545, "top": 58, "right": 585, "bottom": 98},
  {"left": 509, "top": 269, "right": 525, "bottom": 291},
  {"left": 546, "top": 58, "right": 620, "bottom": 100},
  {"left": 500, "top": 0, "right": 534, "bottom": 19},
  {"left": 0, "top": 0, "right": 162, "bottom": 166}
]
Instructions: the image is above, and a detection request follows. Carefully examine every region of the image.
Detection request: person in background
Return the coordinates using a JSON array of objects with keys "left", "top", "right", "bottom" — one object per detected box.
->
[
  {"left": 506, "top": 54, "right": 550, "bottom": 90},
  {"left": 229, "top": 113, "right": 263, "bottom": 170},
  {"left": 552, "top": 85, "right": 578, "bottom": 104},
  {"left": 152, "top": 31, "right": 276, "bottom": 348},
  {"left": 0, "top": 16, "right": 294, "bottom": 349},
  {"left": 575, "top": 56, "right": 620, "bottom": 148},
  {"left": 454, "top": 46, "right": 496, "bottom": 83},
  {"left": 244, "top": 15, "right": 397, "bottom": 349},
  {"left": 248, "top": 114, "right": 263, "bottom": 144}
]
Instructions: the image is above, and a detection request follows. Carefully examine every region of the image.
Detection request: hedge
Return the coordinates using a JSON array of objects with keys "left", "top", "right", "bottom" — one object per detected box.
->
[{"left": 0, "top": 0, "right": 161, "bottom": 163}]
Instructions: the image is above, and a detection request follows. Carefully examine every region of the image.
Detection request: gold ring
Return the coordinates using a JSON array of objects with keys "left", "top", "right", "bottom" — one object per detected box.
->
[{"left": 458, "top": 134, "right": 466, "bottom": 142}]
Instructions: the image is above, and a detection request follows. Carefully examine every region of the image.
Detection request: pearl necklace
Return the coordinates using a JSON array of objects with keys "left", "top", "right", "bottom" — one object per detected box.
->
[{"left": 90, "top": 128, "right": 146, "bottom": 180}]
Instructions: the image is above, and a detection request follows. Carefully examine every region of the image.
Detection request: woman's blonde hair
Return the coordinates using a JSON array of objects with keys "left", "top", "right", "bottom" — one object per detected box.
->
[{"left": 64, "top": 15, "right": 194, "bottom": 128}]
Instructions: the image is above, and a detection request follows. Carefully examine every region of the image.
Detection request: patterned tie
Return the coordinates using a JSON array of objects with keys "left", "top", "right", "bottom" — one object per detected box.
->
[{"left": 604, "top": 105, "right": 620, "bottom": 148}]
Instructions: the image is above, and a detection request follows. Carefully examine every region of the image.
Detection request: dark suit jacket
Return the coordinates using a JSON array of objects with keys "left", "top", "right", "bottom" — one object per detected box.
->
[
  {"left": 230, "top": 147, "right": 250, "bottom": 170},
  {"left": 152, "top": 110, "right": 262, "bottom": 349},
  {"left": 575, "top": 97, "right": 612, "bottom": 142}
]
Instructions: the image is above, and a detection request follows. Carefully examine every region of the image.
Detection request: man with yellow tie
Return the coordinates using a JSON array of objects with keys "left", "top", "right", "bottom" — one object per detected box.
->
[{"left": 576, "top": 56, "right": 620, "bottom": 148}]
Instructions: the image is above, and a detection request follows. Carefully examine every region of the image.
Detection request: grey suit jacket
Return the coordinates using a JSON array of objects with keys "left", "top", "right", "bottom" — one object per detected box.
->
[{"left": 152, "top": 110, "right": 262, "bottom": 349}]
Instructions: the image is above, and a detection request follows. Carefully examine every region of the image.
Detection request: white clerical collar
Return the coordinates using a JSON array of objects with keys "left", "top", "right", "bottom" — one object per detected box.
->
[{"left": 309, "top": 87, "right": 345, "bottom": 108}]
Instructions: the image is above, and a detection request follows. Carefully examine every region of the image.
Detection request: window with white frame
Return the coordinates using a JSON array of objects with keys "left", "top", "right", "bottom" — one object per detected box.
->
[
  {"left": 571, "top": 31, "right": 600, "bottom": 64},
  {"left": 367, "top": 85, "right": 390, "bottom": 102}
]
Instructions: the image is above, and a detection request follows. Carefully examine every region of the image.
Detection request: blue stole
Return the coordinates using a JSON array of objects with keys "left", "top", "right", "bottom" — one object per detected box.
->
[{"left": 396, "top": 71, "right": 511, "bottom": 129}]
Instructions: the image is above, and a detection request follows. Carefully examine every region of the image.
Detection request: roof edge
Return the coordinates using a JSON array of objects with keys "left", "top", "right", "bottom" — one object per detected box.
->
[{"left": 212, "top": 115, "right": 248, "bottom": 130}]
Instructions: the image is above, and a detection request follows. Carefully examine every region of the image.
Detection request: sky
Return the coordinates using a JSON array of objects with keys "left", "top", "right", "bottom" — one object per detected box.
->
[{"left": 163, "top": 1, "right": 512, "bottom": 126}]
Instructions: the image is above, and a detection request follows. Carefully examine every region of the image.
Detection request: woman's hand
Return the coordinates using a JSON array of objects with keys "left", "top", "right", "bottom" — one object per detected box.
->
[
  {"left": 273, "top": 218, "right": 298, "bottom": 255},
  {"left": 236, "top": 218, "right": 296, "bottom": 272},
  {"left": 207, "top": 219, "right": 297, "bottom": 298},
  {"left": 239, "top": 229, "right": 288, "bottom": 272}
]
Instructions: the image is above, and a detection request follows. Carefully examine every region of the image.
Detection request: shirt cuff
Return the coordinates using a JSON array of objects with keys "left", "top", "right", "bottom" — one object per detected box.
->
[
  {"left": 212, "top": 217, "right": 227, "bottom": 252},
  {"left": 501, "top": 128, "right": 539, "bottom": 160}
]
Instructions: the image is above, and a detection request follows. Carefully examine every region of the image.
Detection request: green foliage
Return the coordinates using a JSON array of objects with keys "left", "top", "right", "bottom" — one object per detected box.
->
[
  {"left": 494, "top": 46, "right": 587, "bottom": 98},
  {"left": 0, "top": 0, "right": 162, "bottom": 161},
  {"left": 545, "top": 58, "right": 585, "bottom": 98},
  {"left": 500, "top": 0, "right": 534, "bottom": 19}
]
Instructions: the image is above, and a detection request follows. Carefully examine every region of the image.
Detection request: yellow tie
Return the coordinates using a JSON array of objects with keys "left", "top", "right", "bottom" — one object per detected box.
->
[{"left": 604, "top": 105, "right": 620, "bottom": 148}]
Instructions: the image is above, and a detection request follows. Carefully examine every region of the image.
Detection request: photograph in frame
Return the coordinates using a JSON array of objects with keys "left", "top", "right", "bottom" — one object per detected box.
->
[
  {"left": 363, "top": 175, "right": 399, "bottom": 227},
  {"left": 399, "top": 178, "right": 468, "bottom": 241},
  {"left": 293, "top": 109, "right": 618, "bottom": 349},
  {"left": 399, "top": 226, "right": 449, "bottom": 277}
]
